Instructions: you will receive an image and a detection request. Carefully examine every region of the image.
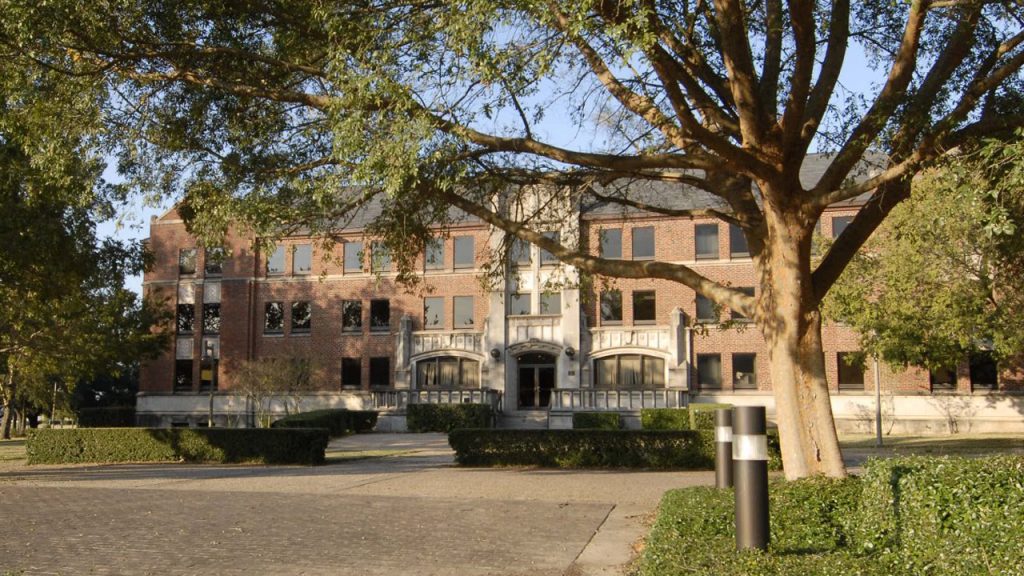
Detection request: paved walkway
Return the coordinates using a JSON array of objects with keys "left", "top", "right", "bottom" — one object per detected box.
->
[{"left": 0, "top": 434, "right": 713, "bottom": 575}]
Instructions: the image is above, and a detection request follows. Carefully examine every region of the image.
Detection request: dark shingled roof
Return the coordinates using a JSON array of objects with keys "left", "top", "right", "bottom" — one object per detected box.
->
[{"left": 581, "top": 152, "right": 884, "bottom": 218}]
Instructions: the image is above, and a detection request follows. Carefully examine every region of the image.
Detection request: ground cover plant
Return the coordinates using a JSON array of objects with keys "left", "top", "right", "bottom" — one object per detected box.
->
[
  {"left": 638, "top": 456, "right": 1024, "bottom": 575},
  {"left": 26, "top": 428, "right": 328, "bottom": 465}
]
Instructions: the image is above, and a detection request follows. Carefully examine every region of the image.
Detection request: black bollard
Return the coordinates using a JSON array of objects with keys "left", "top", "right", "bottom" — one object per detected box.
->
[
  {"left": 715, "top": 408, "right": 733, "bottom": 488},
  {"left": 733, "top": 406, "right": 769, "bottom": 551}
]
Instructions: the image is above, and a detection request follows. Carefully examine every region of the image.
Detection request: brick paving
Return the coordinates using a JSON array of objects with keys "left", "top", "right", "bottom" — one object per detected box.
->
[{"left": 0, "top": 434, "right": 712, "bottom": 575}]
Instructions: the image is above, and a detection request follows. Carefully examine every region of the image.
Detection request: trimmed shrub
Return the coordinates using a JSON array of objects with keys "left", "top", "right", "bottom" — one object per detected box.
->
[
  {"left": 572, "top": 412, "right": 621, "bottom": 430},
  {"left": 638, "top": 456, "right": 1024, "bottom": 576},
  {"left": 26, "top": 427, "right": 328, "bottom": 465},
  {"left": 77, "top": 407, "right": 136, "bottom": 428},
  {"left": 448, "top": 429, "right": 709, "bottom": 469},
  {"left": 640, "top": 408, "right": 690, "bottom": 430},
  {"left": 851, "top": 456, "right": 1024, "bottom": 574},
  {"left": 406, "top": 403, "right": 493, "bottom": 432},
  {"left": 270, "top": 409, "right": 378, "bottom": 437}
]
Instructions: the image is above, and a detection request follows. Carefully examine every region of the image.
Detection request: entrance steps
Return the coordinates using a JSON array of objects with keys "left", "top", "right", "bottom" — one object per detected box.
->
[{"left": 498, "top": 410, "right": 550, "bottom": 429}]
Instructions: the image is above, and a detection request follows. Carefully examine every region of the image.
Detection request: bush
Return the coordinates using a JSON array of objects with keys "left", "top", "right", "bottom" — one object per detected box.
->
[
  {"left": 638, "top": 456, "right": 1024, "bottom": 576},
  {"left": 641, "top": 405, "right": 782, "bottom": 472},
  {"left": 270, "top": 409, "right": 378, "bottom": 437},
  {"left": 448, "top": 429, "right": 709, "bottom": 469},
  {"left": 640, "top": 408, "right": 690, "bottom": 430},
  {"left": 572, "top": 412, "right": 621, "bottom": 430},
  {"left": 851, "top": 456, "right": 1024, "bottom": 574},
  {"left": 26, "top": 427, "right": 329, "bottom": 465},
  {"left": 406, "top": 403, "right": 493, "bottom": 432},
  {"left": 77, "top": 407, "right": 136, "bottom": 428}
]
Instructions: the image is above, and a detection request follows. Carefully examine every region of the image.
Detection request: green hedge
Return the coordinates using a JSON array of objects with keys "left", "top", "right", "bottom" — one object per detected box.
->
[
  {"left": 270, "top": 409, "right": 378, "bottom": 437},
  {"left": 77, "top": 407, "right": 136, "bottom": 428},
  {"left": 639, "top": 456, "right": 1024, "bottom": 575},
  {"left": 641, "top": 405, "right": 782, "bottom": 471},
  {"left": 572, "top": 412, "right": 621, "bottom": 430},
  {"left": 406, "top": 403, "right": 493, "bottom": 432},
  {"left": 26, "top": 427, "right": 329, "bottom": 465},
  {"left": 448, "top": 429, "right": 709, "bottom": 469}
]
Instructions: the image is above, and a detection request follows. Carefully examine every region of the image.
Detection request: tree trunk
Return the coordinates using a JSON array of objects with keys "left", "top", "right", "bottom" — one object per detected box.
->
[
  {"left": 1, "top": 365, "right": 15, "bottom": 440},
  {"left": 757, "top": 205, "right": 847, "bottom": 479}
]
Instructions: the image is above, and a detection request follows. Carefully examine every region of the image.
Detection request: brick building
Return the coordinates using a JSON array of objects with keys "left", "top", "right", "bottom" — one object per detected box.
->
[{"left": 139, "top": 170, "right": 1024, "bottom": 433}]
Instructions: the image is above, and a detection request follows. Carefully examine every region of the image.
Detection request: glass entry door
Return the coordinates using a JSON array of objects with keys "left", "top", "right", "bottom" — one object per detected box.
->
[{"left": 518, "top": 353, "right": 556, "bottom": 408}]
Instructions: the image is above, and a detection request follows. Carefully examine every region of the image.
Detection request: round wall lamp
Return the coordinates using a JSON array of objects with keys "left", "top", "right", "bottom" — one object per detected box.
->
[
  {"left": 490, "top": 348, "right": 502, "bottom": 360},
  {"left": 564, "top": 346, "right": 576, "bottom": 358}
]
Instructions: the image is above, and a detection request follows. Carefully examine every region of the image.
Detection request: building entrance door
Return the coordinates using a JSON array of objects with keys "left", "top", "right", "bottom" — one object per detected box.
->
[{"left": 517, "top": 353, "right": 556, "bottom": 409}]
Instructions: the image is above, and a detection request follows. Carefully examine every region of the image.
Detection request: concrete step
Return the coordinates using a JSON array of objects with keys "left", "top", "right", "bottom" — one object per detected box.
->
[{"left": 498, "top": 410, "right": 550, "bottom": 429}]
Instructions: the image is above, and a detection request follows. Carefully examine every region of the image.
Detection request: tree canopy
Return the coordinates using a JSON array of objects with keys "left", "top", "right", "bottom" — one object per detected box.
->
[
  {"left": 6, "top": 0, "right": 1024, "bottom": 475},
  {"left": 826, "top": 135, "right": 1024, "bottom": 372}
]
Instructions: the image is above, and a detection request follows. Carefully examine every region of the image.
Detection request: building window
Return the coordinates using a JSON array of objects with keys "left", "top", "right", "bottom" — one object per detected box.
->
[
  {"left": 344, "top": 241, "right": 363, "bottom": 273},
  {"left": 633, "top": 291, "right": 656, "bottom": 323},
  {"left": 832, "top": 215, "right": 854, "bottom": 239},
  {"left": 632, "top": 227, "right": 655, "bottom": 260},
  {"left": 179, "top": 248, "right": 197, "bottom": 275},
  {"left": 341, "top": 358, "right": 362, "bottom": 389},
  {"left": 594, "top": 355, "right": 665, "bottom": 389},
  {"left": 176, "top": 304, "right": 195, "bottom": 334},
  {"left": 729, "top": 224, "right": 749, "bottom": 257},
  {"left": 264, "top": 302, "right": 284, "bottom": 333},
  {"left": 540, "top": 231, "right": 560, "bottom": 265},
  {"left": 510, "top": 293, "right": 531, "bottom": 315},
  {"left": 342, "top": 300, "right": 363, "bottom": 332},
  {"left": 733, "top": 353, "right": 757, "bottom": 389},
  {"left": 425, "top": 238, "right": 445, "bottom": 270},
  {"left": 930, "top": 367, "right": 957, "bottom": 392},
  {"left": 370, "top": 357, "right": 390, "bottom": 388},
  {"left": 267, "top": 246, "right": 285, "bottom": 275},
  {"left": 696, "top": 295, "right": 716, "bottom": 323},
  {"left": 600, "top": 228, "right": 622, "bottom": 259},
  {"left": 453, "top": 296, "right": 474, "bottom": 328},
  {"left": 540, "top": 292, "right": 561, "bottom": 314},
  {"left": 697, "top": 354, "right": 722, "bottom": 389},
  {"left": 174, "top": 359, "right": 193, "bottom": 393},
  {"left": 969, "top": 352, "right": 998, "bottom": 390},
  {"left": 369, "top": 242, "right": 391, "bottom": 272},
  {"left": 291, "top": 301, "right": 312, "bottom": 333},
  {"left": 695, "top": 224, "right": 719, "bottom": 259},
  {"left": 205, "top": 247, "right": 225, "bottom": 275},
  {"left": 837, "top": 352, "right": 865, "bottom": 391},
  {"left": 202, "top": 303, "right": 220, "bottom": 334},
  {"left": 511, "top": 238, "right": 531, "bottom": 266},
  {"left": 600, "top": 291, "right": 622, "bottom": 324},
  {"left": 199, "top": 359, "right": 216, "bottom": 392},
  {"left": 416, "top": 356, "right": 480, "bottom": 389},
  {"left": 370, "top": 299, "right": 390, "bottom": 332},
  {"left": 454, "top": 236, "right": 474, "bottom": 269},
  {"left": 293, "top": 244, "right": 312, "bottom": 274},
  {"left": 731, "top": 287, "right": 755, "bottom": 322},
  {"left": 424, "top": 297, "right": 444, "bottom": 329}
]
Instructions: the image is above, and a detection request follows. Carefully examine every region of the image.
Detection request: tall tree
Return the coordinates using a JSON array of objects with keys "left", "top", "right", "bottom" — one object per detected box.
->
[
  {"left": 0, "top": 39, "right": 168, "bottom": 438},
  {"left": 826, "top": 136, "right": 1024, "bottom": 372},
  {"left": 6, "top": 0, "right": 1024, "bottom": 476}
]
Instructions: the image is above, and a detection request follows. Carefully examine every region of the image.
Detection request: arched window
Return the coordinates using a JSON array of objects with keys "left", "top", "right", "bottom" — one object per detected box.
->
[
  {"left": 594, "top": 355, "right": 665, "bottom": 389},
  {"left": 416, "top": 356, "right": 480, "bottom": 389}
]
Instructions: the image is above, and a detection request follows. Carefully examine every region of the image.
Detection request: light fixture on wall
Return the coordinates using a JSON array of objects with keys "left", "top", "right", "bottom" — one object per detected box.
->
[
  {"left": 564, "top": 346, "right": 576, "bottom": 358},
  {"left": 490, "top": 348, "right": 501, "bottom": 360}
]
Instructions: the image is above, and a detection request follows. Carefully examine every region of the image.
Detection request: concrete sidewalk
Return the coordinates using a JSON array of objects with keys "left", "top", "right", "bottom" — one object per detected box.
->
[{"left": 0, "top": 433, "right": 713, "bottom": 575}]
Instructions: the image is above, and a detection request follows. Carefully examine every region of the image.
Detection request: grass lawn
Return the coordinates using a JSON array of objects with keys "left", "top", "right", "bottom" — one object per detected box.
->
[
  {"left": 324, "top": 448, "right": 417, "bottom": 463},
  {"left": 841, "top": 433, "right": 1024, "bottom": 454},
  {"left": 0, "top": 439, "right": 25, "bottom": 463}
]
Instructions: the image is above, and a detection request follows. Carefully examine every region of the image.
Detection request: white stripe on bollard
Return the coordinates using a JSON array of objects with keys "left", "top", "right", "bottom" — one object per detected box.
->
[
  {"left": 732, "top": 434, "right": 768, "bottom": 461},
  {"left": 715, "top": 425, "right": 733, "bottom": 443}
]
